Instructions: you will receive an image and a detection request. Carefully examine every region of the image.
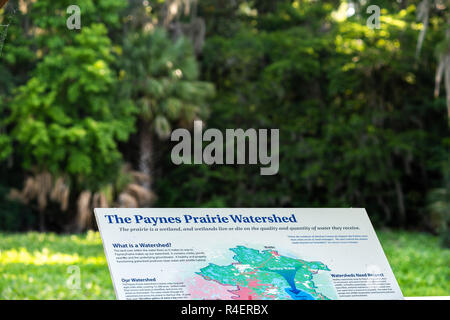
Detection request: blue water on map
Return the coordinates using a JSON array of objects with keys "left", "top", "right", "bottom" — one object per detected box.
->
[
  {"left": 285, "top": 288, "right": 315, "bottom": 300},
  {"left": 275, "top": 268, "right": 316, "bottom": 300}
]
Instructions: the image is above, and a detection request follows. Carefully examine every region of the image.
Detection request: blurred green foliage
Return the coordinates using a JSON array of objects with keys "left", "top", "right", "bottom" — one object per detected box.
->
[
  {"left": 4, "top": 24, "right": 136, "bottom": 189},
  {"left": 155, "top": 0, "right": 449, "bottom": 233},
  {"left": 0, "top": 0, "right": 137, "bottom": 193},
  {"left": 0, "top": 231, "right": 447, "bottom": 299},
  {"left": 0, "top": 2, "right": 448, "bottom": 235}
]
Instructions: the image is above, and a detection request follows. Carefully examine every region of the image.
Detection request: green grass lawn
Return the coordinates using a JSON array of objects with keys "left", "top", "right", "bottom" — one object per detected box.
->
[{"left": 0, "top": 230, "right": 448, "bottom": 299}]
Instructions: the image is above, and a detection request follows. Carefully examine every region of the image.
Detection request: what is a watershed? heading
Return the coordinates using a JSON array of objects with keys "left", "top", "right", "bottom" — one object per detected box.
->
[{"left": 104, "top": 214, "right": 297, "bottom": 226}]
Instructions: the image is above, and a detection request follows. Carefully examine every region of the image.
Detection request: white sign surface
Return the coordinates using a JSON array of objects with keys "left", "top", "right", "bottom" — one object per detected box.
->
[{"left": 94, "top": 208, "right": 403, "bottom": 300}]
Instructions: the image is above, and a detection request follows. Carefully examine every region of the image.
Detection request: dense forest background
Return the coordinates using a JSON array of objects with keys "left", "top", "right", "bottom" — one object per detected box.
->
[{"left": 0, "top": 0, "right": 448, "bottom": 243}]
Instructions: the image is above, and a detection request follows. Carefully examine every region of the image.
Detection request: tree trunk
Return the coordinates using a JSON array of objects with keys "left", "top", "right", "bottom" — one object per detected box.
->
[
  {"left": 75, "top": 191, "right": 92, "bottom": 233},
  {"left": 446, "top": 15, "right": 450, "bottom": 121},
  {"left": 415, "top": 0, "right": 430, "bottom": 59},
  {"left": 38, "top": 209, "right": 45, "bottom": 232},
  {"left": 139, "top": 124, "right": 153, "bottom": 190},
  {"left": 394, "top": 179, "right": 406, "bottom": 227},
  {"left": 446, "top": 54, "right": 450, "bottom": 120}
]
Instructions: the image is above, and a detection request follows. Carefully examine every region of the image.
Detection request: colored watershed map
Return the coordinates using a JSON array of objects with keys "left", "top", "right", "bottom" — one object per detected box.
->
[{"left": 192, "top": 246, "right": 334, "bottom": 300}]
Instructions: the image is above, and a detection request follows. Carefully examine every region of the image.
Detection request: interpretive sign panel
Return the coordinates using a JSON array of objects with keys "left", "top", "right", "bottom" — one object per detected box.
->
[{"left": 94, "top": 208, "right": 403, "bottom": 300}]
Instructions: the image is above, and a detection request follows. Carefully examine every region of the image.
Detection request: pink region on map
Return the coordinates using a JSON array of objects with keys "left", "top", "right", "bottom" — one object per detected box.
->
[
  {"left": 229, "top": 279, "right": 276, "bottom": 300},
  {"left": 186, "top": 275, "right": 236, "bottom": 300}
]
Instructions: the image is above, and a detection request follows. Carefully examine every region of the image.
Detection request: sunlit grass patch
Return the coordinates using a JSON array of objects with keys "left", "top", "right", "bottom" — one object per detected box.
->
[
  {"left": 377, "top": 230, "right": 450, "bottom": 297},
  {"left": 0, "top": 232, "right": 114, "bottom": 299}
]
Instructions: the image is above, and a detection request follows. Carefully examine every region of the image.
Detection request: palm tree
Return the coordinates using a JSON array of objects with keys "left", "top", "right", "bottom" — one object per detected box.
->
[{"left": 122, "top": 28, "right": 214, "bottom": 191}]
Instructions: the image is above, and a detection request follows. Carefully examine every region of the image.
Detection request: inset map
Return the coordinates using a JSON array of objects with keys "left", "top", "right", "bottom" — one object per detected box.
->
[{"left": 188, "top": 245, "right": 336, "bottom": 300}]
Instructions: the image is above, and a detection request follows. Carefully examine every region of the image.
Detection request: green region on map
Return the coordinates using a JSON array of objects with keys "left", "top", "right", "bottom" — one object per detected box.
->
[{"left": 198, "top": 246, "right": 333, "bottom": 300}]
